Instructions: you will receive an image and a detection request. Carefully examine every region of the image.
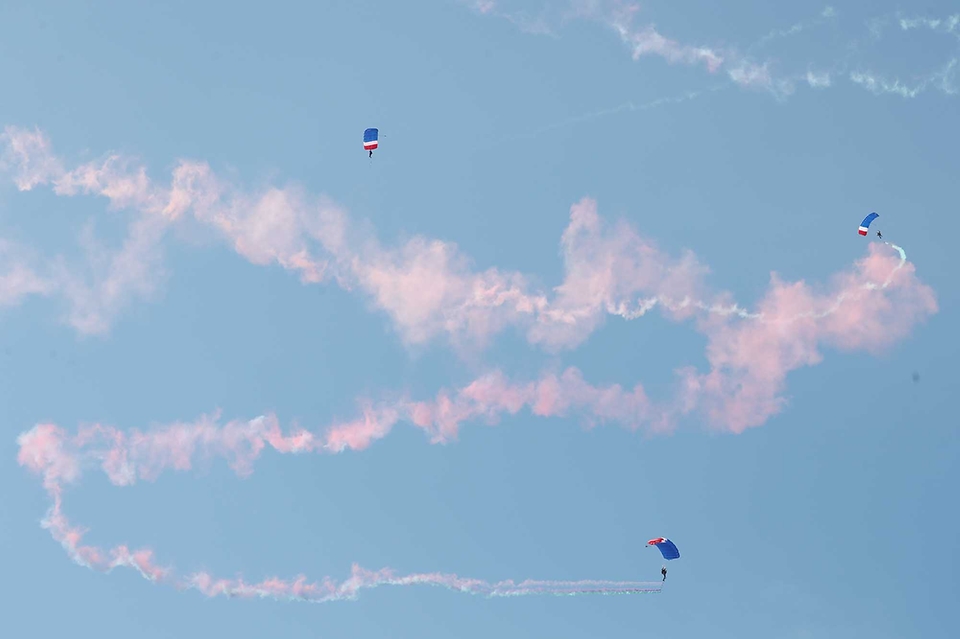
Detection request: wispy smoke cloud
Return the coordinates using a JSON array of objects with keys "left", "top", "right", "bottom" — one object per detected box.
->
[
  {"left": 0, "top": 239, "right": 55, "bottom": 308},
  {"left": 605, "top": 7, "right": 724, "bottom": 73},
  {"left": 897, "top": 13, "right": 960, "bottom": 38},
  {"left": 750, "top": 6, "right": 838, "bottom": 50},
  {"left": 463, "top": 3, "right": 960, "bottom": 100},
  {"left": 850, "top": 58, "right": 958, "bottom": 98},
  {"left": 805, "top": 70, "right": 832, "bottom": 88},
  {"left": 0, "top": 126, "right": 181, "bottom": 332}
]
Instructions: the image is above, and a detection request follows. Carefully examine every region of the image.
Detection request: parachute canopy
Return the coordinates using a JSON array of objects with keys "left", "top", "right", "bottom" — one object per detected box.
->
[
  {"left": 859, "top": 212, "right": 879, "bottom": 236},
  {"left": 363, "top": 128, "right": 379, "bottom": 151},
  {"left": 647, "top": 537, "right": 680, "bottom": 560}
]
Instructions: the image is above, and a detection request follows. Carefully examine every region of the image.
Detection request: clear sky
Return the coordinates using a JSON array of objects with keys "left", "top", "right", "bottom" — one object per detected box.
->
[{"left": 2, "top": 1, "right": 957, "bottom": 637}]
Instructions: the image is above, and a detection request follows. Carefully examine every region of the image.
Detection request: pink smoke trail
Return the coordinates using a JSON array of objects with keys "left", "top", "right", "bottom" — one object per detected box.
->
[
  {"left": 2, "top": 125, "right": 939, "bottom": 440},
  {"left": 0, "top": 126, "right": 709, "bottom": 348},
  {"left": 15, "top": 368, "right": 660, "bottom": 490},
  {"left": 12, "top": 232, "right": 933, "bottom": 472},
  {"left": 11, "top": 245, "right": 936, "bottom": 602},
  {"left": 0, "top": 128, "right": 938, "bottom": 430},
  {"left": 12, "top": 239, "right": 934, "bottom": 598},
  {"left": 16, "top": 422, "right": 661, "bottom": 603},
  {"left": 0, "top": 126, "right": 937, "bottom": 377},
  {"left": 13, "top": 229, "right": 935, "bottom": 594},
  {"left": 8, "top": 226, "right": 938, "bottom": 444}
]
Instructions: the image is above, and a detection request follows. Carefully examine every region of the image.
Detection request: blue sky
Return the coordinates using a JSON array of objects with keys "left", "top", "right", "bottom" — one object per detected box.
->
[{"left": 1, "top": 1, "right": 957, "bottom": 637}]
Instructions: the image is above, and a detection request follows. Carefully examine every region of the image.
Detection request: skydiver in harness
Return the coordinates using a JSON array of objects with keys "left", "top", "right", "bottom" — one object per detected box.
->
[
  {"left": 661, "top": 566, "right": 667, "bottom": 581},
  {"left": 369, "top": 149, "right": 373, "bottom": 158},
  {"left": 876, "top": 230, "right": 882, "bottom": 239}
]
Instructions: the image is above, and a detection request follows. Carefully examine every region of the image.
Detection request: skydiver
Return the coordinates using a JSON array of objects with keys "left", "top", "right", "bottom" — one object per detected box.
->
[
  {"left": 661, "top": 566, "right": 667, "bottom": 581},
  {"left": 369, "top": 149, "right": 373, "bottom": 158},
  {"left": 876, "top": 230, "right": 882, "bottom": 239}
]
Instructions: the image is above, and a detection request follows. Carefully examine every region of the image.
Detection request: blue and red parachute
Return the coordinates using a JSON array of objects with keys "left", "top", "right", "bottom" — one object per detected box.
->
[
  {"left": 858, "top": 212, "right": 879, "bottom": 236},
  {"left": 363, "top": 128, "right": 379, "bottom": 156},
  {"left": 647, "top": 537, "right": 680, "bottom": 560}
]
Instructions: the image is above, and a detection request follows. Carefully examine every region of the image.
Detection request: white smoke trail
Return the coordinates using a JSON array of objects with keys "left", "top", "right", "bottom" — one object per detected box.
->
[
  {"left": 485, "top": 85, "right": 724, "bottom": 149},
  {"left": 183, "top": 568, "right": 663, "bottom": 603},
  {"left": 607, "top": 242, "right": 907, "bottom": 324}
]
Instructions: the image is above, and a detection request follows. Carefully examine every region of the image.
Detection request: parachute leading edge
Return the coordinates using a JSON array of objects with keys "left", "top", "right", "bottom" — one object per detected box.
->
[
  {"left": 647, "top": 537, "right": 680, "bottom": 560},
  {"left": 859, "top": 212, "right": 879, "bottom": 236}
]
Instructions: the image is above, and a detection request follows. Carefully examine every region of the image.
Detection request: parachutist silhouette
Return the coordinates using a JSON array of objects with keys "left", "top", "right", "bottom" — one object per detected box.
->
[
  {"left": 661, "top": 566, "right": 667, "bottom": 581},
  {"left": 369, "top": 150, "right": 373, "bottom": 158},
  {"left": 877, "top": 230, "right": 882, "bottom": 239}
]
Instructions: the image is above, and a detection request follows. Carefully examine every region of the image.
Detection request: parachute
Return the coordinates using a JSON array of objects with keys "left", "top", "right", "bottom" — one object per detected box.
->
[
  {"left": 647, "top": 537, "right": 680, "bottom": 560},
  {"left": 363, "top": 128, "right": 379, "bottom": 152},
  {"left": 858, "top": 212, "right": 879, "bottom": 236}
]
